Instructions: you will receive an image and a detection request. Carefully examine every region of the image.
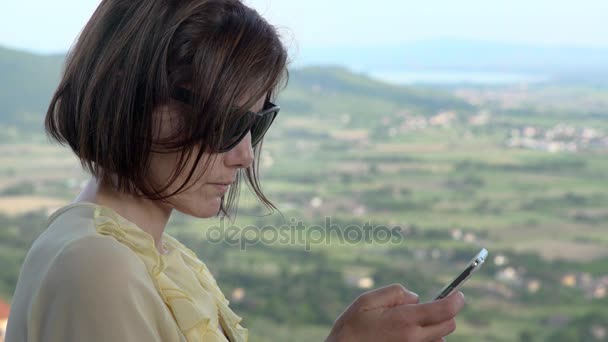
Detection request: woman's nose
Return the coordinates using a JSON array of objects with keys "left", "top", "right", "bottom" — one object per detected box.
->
[{"left": 223, "top": 131, "right": 254, "bottom": 169}]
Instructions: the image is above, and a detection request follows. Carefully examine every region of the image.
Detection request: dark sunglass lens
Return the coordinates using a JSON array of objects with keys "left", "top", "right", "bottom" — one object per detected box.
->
[
  {"left": 250, "top": 110, "right": 278, "bottom": 146},
  {"left": 220, "top": 114, "right": 254, "bottom": 151},
  {"left": 219, "top": 105, "right": 279, "bottom": 152}
]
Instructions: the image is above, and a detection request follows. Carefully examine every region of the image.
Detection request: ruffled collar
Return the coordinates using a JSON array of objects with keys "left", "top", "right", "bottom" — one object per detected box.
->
[{"left": 88, "top": 203, "right": 248, "bottom": 342}]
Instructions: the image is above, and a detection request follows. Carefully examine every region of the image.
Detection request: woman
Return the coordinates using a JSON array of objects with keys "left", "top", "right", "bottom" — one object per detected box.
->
[{"left": 5, "top": 0, "right": 464, "bottom": 341}]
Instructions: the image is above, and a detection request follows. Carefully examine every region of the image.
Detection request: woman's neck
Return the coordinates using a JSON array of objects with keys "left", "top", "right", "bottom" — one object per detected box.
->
[{"left": 74, "top": 176, "right": 173, "bottom": 254}]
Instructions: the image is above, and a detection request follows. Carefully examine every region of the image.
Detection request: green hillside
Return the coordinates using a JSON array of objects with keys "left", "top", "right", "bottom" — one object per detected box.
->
[
  {"left": 0, "top": 47, "right": 64, "bottom": 134},
  {"left": 1, "top": 45, "right": 607, "bottom": 341},
  {"left": 286, "top": 66, "right": 474, "bottom": 113},
  {"left": 0, "top": 46, "right": 473, "bottom": 140}
]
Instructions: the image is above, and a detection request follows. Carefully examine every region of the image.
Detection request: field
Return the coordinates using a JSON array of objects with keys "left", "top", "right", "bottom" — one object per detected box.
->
[{"left": 1, "top": 66, "right": 607, "bottom": 341}]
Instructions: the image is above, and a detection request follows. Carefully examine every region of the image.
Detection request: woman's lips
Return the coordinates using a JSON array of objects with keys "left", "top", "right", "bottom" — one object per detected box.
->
[{"left": 209, "top": 183, "right": 230, "bottom": 193}]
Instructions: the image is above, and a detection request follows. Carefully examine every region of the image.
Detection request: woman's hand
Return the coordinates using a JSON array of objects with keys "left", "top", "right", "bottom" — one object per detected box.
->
[{"left": 325, "top": 284, "right": 465, "bottom": 342}]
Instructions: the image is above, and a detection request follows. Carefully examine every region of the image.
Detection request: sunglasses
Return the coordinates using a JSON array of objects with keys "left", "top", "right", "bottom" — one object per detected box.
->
[{"left": 171, "top": 87, "right": 280, "bottom": 153}]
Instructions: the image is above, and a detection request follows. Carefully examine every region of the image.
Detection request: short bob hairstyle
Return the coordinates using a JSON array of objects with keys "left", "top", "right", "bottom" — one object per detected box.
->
[{"left": 45, "top": 0, "right": 289, "bottom": 216}]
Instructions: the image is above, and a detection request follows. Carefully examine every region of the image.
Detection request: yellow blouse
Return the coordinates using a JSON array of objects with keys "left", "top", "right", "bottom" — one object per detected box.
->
[{"left": 6, "top": 202, "right": 248, "bottom": 342}]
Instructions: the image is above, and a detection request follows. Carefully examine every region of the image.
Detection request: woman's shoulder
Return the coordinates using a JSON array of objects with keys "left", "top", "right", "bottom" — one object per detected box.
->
[
  {"left": 40, "top": 229, "right": 152, "bottom": 296},
  {"left": 7, "top": 204, "right": 184, "bottom": 342},
  {"left": 9, "top": 203, "right": 159, "bottom": 331},
  {"left": 24, "top": 202, "right": 150, "bottom": 286}
]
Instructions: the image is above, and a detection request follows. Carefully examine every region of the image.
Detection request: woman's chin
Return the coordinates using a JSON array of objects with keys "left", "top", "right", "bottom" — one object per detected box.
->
[{"left": 177, "top": 197, "right": 222, "bottom": 219}]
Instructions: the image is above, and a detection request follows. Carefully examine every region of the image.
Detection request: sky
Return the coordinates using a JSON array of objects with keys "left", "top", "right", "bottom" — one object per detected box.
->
[{"left": 1, "top": 0, "right": 607, "bottom": 55}]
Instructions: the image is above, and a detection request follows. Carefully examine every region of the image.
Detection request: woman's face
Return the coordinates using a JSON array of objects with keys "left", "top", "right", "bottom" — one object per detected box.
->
[{"left": 148, "top": 95, "right": 266, "bottom": 218}]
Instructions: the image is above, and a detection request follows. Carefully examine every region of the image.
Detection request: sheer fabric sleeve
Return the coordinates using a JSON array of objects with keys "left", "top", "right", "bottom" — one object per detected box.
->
[{"left": 26, "top": 235, "right": 172, "bottom": 342}]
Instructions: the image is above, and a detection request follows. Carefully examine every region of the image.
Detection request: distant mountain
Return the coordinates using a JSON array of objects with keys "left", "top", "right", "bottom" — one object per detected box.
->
[
  {"left": 0, "top": 46, "right": 473, "bottom": 138},
  {"left": 0, "top": 47, "right": 64, "bottom": 134},
  {"left": 286, "top": 66, "right": 473, "bottom": 113},
  {"left": 296, "top": 38, "right": 608, "bottom": 74}
]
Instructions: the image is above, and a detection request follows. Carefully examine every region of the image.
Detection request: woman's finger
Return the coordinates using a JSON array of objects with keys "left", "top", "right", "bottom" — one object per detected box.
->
[
  {"left": 429, "top": 337, "right": 446, "bottom": 342},
  {"left": 420, "top": 292, "right": 464, "bottom": 326},
  {"left": 391, "top": 291, "right": 464, "bottom": 326},
  {"left": 356, "top": 283, "right": 420, "bottom": 311},
  {"left": 419, "top": 318, "right": 457, "bottom": 342}
]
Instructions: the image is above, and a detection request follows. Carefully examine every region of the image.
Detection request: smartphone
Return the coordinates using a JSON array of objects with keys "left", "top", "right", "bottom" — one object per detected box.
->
[{"left": 433, "top": 248, "right": 488, "bottom": 300}]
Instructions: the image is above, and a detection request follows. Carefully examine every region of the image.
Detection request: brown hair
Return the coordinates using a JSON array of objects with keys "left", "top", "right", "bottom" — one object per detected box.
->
[{"left": 45, "top": 0, "right": 289, "bottom": 217}]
